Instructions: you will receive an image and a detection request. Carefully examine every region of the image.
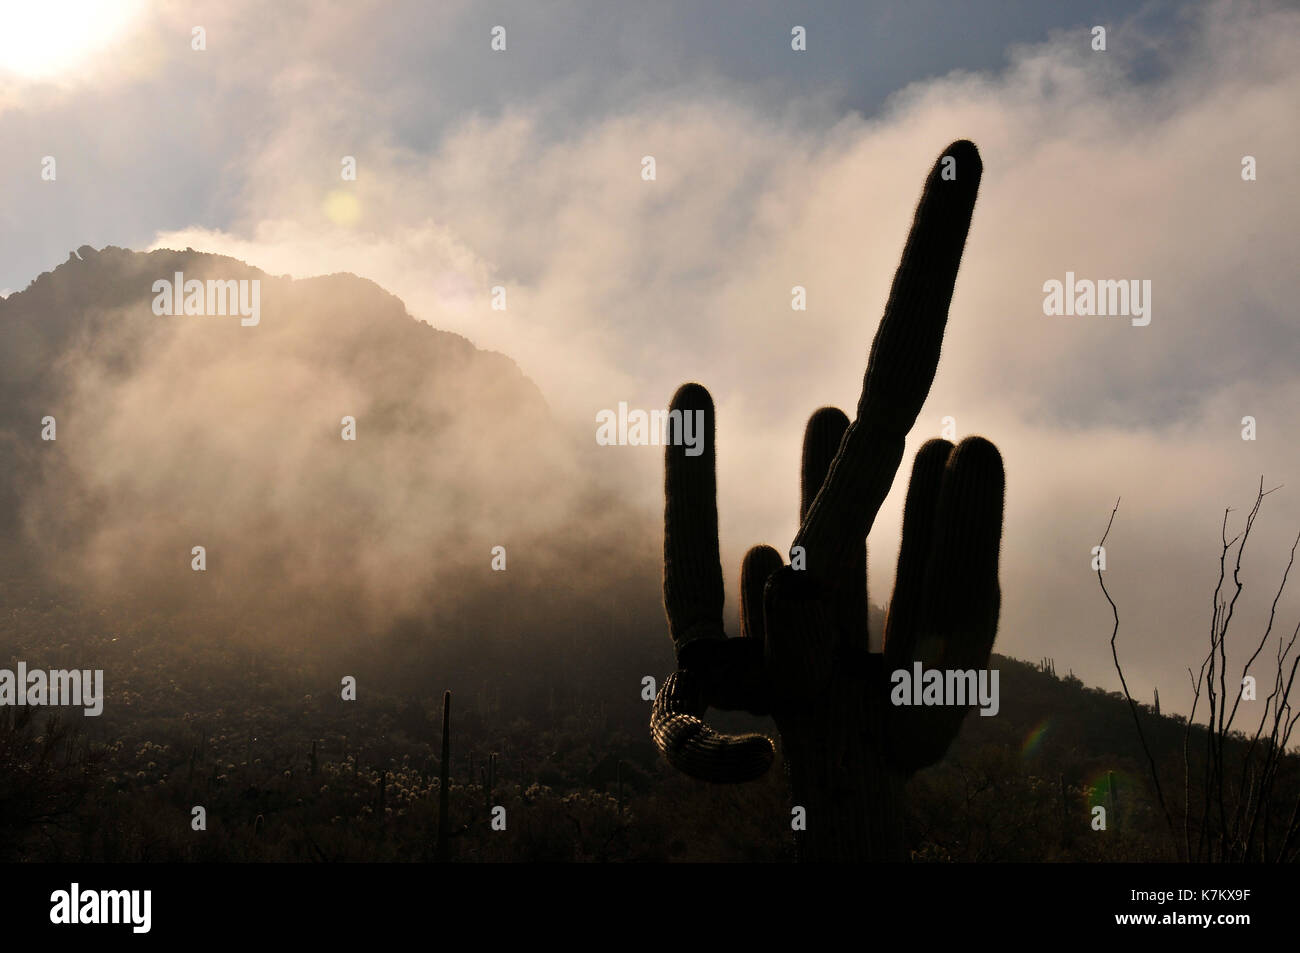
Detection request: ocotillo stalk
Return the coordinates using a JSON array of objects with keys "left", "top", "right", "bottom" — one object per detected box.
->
[
  {"left": 1154, "top": 687, "right": 1161, "bottom": 716},
  {"left": 651, "top": 141, "right": 1002, "bottom": 862},
  {"left": 436, "top": 690, "right": 451, "bottom": 862}
]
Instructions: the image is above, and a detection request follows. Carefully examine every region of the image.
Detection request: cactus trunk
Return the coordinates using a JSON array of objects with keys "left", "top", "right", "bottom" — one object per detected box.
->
[{"left": 779, "top": 696, "right": 907, "bottom": 861}]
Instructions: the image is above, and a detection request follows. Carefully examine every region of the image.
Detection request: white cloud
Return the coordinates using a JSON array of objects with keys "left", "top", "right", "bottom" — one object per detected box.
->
[{"left": 133, "top": 0, "right": 1299, "bottom": 716}]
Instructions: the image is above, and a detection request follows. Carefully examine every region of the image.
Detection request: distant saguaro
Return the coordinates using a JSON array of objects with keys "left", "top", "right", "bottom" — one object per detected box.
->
[{"left": 436, "top": 690, "right": 451, "bottom": 862}]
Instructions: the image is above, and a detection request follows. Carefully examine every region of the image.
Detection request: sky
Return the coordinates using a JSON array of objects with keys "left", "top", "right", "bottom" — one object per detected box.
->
[{"left": 2, "top": 0, "right": 1298, "bottom": 721}]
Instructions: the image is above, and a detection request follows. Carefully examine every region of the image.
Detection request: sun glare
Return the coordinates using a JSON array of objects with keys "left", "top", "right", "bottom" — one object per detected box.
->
[{"left": 0, "top": 1, "right": 145, "bottom": 80}]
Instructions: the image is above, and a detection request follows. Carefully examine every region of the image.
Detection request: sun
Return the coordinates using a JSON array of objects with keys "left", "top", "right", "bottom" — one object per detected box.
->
[{"left": 0, "top": 1, "right": 146, "bottom": 80}]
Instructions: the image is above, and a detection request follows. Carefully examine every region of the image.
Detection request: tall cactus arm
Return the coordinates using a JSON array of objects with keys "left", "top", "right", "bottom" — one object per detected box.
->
[{"left": 791, "top": 139, "right": 984, "bottom": 580}]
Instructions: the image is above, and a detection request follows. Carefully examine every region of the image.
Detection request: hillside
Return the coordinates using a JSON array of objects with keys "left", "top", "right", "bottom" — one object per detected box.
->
[
  {"left": 5, "top": 552, "right": 1294, "bottom": 862},
  {"left": 1, "top": 248, "right": 1294, "bottom": 863},
  {"left": 0, "top": 245, "right": 665, "bottom": 671}
]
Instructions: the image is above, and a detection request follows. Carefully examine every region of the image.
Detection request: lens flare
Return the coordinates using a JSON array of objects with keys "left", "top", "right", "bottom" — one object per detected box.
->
[
  {"left": 1020, "top": 717, "right": 1051, "bottom": 759},
  {"left": 324, "top": 190, "right": 362, "bottom": 226}
]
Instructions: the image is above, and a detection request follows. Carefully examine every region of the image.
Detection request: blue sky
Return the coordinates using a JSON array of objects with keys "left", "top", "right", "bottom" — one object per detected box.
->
[{"left": 2, "top": 0, "right": 1191, "bottom": 293}]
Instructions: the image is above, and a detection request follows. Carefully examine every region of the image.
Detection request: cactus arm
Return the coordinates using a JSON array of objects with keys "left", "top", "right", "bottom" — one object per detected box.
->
[
  {"left": 739, "top": 544, "right": 783, "bottom": 643},
  {"left": 800, "top": 407, "right": 869, "bottom": 650},
  {"left": 880, "top": 438, "right": 954, "bottom": 684},
  {"left": 662, "top": 382, "right": 726, "bottom": 656},
  {"left": 793, "top": 140, "right": 983, "bottom": 587},
  {"left": 884, "top": 436, "right": 1004, "bottom": 773},
  {"left": 653, "top": 383, "right": 774, "bottom": 780},
  {"left": 650, "top": 670, "right": 774, "bottom": 782}
]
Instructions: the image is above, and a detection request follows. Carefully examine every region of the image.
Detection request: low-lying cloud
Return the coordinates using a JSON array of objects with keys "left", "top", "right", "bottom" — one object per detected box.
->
[{"left": 140, "top": 2, "right": 1300, "bottom": 715}]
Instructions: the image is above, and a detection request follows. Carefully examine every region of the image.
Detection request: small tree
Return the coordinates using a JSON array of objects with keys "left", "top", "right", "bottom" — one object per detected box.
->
[{"left": 1105, "top": 480, "right": 1300, "bottom": 862}]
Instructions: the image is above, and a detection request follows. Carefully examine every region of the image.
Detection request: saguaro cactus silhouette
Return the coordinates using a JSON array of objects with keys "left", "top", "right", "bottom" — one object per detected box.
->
[{"left": 651, "top": 140, "right": 1005, "bottom": 861}]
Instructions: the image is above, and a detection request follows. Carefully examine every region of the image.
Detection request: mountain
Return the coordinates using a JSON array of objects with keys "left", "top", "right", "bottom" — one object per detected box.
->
[{"left": 0, "top": 246, "right": 663, "bottom": 674}]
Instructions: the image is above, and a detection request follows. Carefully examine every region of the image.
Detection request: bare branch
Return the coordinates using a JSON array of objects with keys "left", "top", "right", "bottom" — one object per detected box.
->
[{"left": 1100, "top": 498, "right": 1176, "bottom": 843}]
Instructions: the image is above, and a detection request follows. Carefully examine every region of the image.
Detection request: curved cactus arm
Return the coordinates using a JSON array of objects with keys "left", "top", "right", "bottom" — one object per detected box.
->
[
  {"left": 651, "top": 670, "right": 775, "bottom": 782},
  {"left": 653, "top": 383, "right": 773, "bottom": 780},
  {"left": 793, "top": 140, "right": 983, "bottom": 587}
]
